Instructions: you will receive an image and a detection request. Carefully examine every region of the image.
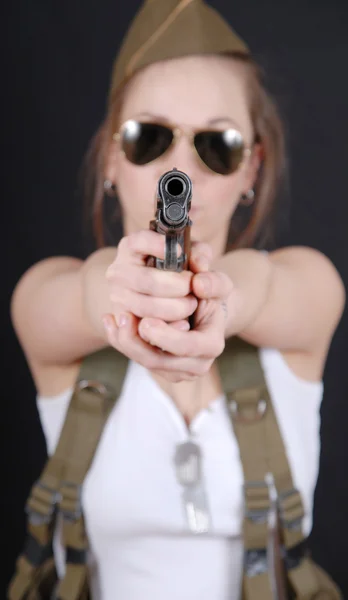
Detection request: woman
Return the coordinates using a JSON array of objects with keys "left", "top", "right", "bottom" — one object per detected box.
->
[{"left": 10, "top": 0, "right": 345, "bottom": 598}]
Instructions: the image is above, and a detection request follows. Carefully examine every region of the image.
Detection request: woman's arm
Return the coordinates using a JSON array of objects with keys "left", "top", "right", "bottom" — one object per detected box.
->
[
  {"left": 10, "top": 235, "right": 197, "bottom": 386},
  {"left": 10, "top": 250, "right": 116, "bottom": 368},
  {"left": 11, "top": 237, "right": 345, "bottom": 392},
  {"left": 214, "top": 245, "right": 346, "bottom": 373}
]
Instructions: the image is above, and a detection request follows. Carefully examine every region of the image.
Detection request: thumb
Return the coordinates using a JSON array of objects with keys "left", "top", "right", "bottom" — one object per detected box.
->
[{"left": 189, "top": 241, "right": 213, "bottom": 273}]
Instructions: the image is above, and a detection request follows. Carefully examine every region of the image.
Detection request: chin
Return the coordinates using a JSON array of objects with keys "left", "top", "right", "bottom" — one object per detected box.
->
[{"left": 190, "top": 224, "right": 212, "bottom": 245}]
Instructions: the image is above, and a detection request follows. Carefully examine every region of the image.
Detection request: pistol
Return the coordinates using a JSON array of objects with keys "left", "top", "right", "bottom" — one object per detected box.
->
[{"left": 147, "top": 168, "right": 192, "bottom": 271}]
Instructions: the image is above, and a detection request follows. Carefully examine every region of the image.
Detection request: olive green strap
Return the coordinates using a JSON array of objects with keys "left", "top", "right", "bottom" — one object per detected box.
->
[
  {"left": 217, "top": 337, "right": 327, "bottom": 600},
  {"left": 8, "top": 377, "right": 84, "bottom": 600},
  {"left": 217, "top": 339, "right": 275, "bottom": 598},
  {"left": 8, "top": 347, "right": 129, "bottom": 600},
  {"left": 55, "top": 347, "right": 129, "bottom": 600}
]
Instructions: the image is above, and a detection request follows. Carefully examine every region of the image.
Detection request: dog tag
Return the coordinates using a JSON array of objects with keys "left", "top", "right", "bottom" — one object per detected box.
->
[
  {"left": 183, "top": 485, "right": 211, "bottom": 534},
  {"left": 174, "top": 440, "right": 202, "bottom": 486},
  {"left": 174, "top": 440, "right": 211, "bottom": 533}
]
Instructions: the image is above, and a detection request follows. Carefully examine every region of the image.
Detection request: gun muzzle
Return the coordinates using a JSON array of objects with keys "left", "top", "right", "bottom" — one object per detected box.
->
[
  {"left": 158, "top": 170, "right": 192, "bottom": 229},
  {"left": 148, "top": 168, "right": 192, "bottom": 271}
]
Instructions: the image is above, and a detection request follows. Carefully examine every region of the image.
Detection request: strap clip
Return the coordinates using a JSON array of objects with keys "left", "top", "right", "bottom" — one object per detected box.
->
[
  {"left": 244, "top": 480, "right": 272, "bottom": 524},
  {"left": 26, "top": 481, "right": 61, "bottom": 525},
  {"left": 59, "top": 482, "right": 83, "bottom": 522},
  {"left": 228, "top": 386, "right": 267, "bottom": 424},
  {"left": 278, "top": 487, "right": 304, "bottom": 531}
]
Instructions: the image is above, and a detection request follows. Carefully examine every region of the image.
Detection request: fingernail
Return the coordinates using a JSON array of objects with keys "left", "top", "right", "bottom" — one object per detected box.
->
[
  {"left": 116, "top": 313, "right": 128, "bottom": 327},
  {"left": 178, "top": 321, "right": 190, "bottom": 331},
  {"left": 102, "top": 315, "right": 113, "bottom": 332}
]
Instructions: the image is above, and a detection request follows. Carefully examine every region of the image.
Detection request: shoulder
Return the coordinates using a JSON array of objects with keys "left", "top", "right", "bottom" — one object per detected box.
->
[
  {"left": 268, "top": 245, "right": 345, "bottom": 379},
  {"left": 11, "top": 249, "right": 120, "bottom": 397},
  {"left": 10, "top": 255, "right": 88, "bottom": 396},
  {"left": 268, "top": 245, "right": 344, "bottom": 290},
  {"left": 268, "top": 245, "right": 345, "bottom": 326},
  {"left": 11, "top": 255, "right": 84, "bottom": 320},
  {"left": 11, "top": 247, "right": 117, "bottom": 304},
  {"left": 10, "top": 254, "right": 84, "bottom": 360}
]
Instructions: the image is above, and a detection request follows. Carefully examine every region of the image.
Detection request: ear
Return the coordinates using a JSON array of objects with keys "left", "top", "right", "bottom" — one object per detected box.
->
[
  {"left": 104, "top": 139, "right": 121, "bottom": 185},
  {"left": 243, "top": 142, "right": 263, "bottom": 192}
]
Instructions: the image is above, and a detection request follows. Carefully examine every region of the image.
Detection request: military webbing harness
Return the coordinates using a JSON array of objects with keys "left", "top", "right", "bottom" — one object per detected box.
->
[{"left": 8, "top": 338, "right": 341, "bottom": 600}]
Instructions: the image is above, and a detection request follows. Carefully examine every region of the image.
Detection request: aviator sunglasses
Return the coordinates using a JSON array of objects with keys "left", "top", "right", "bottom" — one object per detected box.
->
[{"left": 113, "top": 119, "right": 253, "bottom": 176}]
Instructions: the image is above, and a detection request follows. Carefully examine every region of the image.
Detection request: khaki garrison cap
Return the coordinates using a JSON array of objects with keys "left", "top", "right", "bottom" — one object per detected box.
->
[{"left": 109, "top": 0, "right": 250, "bottom": 99}]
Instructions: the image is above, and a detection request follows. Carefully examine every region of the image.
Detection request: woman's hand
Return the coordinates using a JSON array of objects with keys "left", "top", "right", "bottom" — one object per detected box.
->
[{"left": 102, "top": 229, "right": 233, "bottom": 382}]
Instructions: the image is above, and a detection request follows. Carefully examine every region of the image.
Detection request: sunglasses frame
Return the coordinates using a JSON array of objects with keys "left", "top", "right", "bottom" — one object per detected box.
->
[{"left": 113, "top": 119, "right": 253, "bottom": 175}]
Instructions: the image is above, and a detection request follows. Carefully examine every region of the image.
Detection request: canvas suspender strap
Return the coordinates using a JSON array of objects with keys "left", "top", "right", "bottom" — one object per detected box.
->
[
  {"left": 217, "top": 337, "right": 275, "bottom": 598},
  {"left": 10, "top": 340, "right": 341, "bottom": 600},
  {"left": 54, "top": 348, "right": 129, "bottom": 600},
  {"left": 217, "top": 337, "right": 330, "bottom": 600},
  {"left": 8, "top": 385, "right": 83, "bottom": 600},
  {"left": 8, "top": 347, "right": 129, "bottom": 600}
]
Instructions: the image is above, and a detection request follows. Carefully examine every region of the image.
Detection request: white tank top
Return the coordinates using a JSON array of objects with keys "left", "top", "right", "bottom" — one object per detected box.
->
[{"left": 37, "top": 348, "right": 323, "bottom": 600}]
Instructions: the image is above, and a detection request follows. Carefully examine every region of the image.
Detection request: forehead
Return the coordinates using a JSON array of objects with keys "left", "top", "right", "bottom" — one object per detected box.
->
[{"left": 120, "top": 55, "right": 252, "bottom": 137}]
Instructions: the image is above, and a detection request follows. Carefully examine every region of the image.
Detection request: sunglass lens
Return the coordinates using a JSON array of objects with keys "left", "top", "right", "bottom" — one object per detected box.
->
[
  {"left": 121, "top": 121, "right": 174, "bottom": 165},
  {"left": 194, "top": 129, "right": 245, "bottom": 175}
]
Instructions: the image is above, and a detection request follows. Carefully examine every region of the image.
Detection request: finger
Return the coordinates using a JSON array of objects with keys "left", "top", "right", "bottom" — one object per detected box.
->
[
  {"left": 193, "top": 297, "right": 227, "bottom": 334},
  {"left": 138, "top": 312, "right": 225, "bottom": 359},
  {"left": 192, "top": 270, "right": 233, "bottom": 300},
  {"left": 108, "top": 230, "right": 181, "bottom": 268},
  {"left": 103, "top": 312, "right": 210, "bottom": 375},
  {"left": 103, "top": 312, "right": 163, "bottom": 366},
  {"left": 111, "top": 289, "right": 198, "bottom": 321},
  {"left": 138, "top": 318, "right": 190, "bottom": 342},
  {"left": 107, "top": 263, "right": 192, "bottom": 298},
  {"left": 150, "top": 369, "right": 199, "bottom": 382},
  {"left": 102, "top": 312, "right": 135, "bottom": 350},
  {"left": 165, "top": 319, "right": 191, "bottom": 331},
  {"left": 189, "top": 241, "right": 213, "bottom": 273}
]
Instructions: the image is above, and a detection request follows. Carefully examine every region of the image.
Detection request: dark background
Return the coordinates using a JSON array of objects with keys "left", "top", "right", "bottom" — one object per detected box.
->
[{"left": 3, "top": 0, "right": 348, "bottom": 597}]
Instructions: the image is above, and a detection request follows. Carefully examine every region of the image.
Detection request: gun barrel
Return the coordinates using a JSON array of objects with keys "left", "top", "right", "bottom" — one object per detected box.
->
[
  {"left": 157, "top": 169, "right": 192, "bottom": 230},
  {"left": 148, "top": 168, "right": 193, "bottom": 272}
]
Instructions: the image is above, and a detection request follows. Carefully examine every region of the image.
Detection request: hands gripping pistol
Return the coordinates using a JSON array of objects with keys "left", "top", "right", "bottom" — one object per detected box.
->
[{"left": 147, "top": 168, "right": 192, "bottom": 271}]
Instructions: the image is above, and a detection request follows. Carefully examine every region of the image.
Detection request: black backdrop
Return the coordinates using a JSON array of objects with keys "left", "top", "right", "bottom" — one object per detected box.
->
[{"left": 3, "top": 0, "right": 348, "bottom": 596}]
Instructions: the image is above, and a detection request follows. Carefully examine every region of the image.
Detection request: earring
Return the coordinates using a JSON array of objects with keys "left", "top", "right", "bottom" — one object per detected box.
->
[
  {"left": 240, "top": 189, "right": 255, "bottom": 206},
  {"left": 104, "top": 179, "right": 117, "bottom": 197}
]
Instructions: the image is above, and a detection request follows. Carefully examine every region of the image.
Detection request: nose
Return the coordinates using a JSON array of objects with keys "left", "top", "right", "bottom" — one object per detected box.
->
[{"left": 156, "top": 134, "right": 203, "bottom": 183}]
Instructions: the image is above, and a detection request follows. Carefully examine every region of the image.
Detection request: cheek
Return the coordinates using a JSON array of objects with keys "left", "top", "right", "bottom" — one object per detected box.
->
[
  {"left": 190, "top": 172, "right": 244, "bottom": 241},
  {"left": 116, "top": 162, "right": 159, "bottom": 225},
  {"left": 203, "top": 173, "right": 243, "bottom": 218}
]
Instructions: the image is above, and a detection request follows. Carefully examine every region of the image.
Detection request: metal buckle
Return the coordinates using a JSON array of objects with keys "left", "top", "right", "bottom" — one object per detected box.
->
[
  {"left": 244, "top": 548, "right": 268, "bottom": 577},
  {"left": 278, "top": 487, "right": 303, "bottom": 530},
  {"left": 59, "top": 482, "right": 83, "bottom": 522},
  {"left": 284, "top": 537, "right": 308, "bottom": 570},
  {"left": 25, "top": 481, "right": 61, "bottom": 525},
  {"left": 228, "top": 397, "right": 267, "bottom": 424},
  {"left": 76, "top": 379, "right": 110, "bottom": 397},
  {"left": 75, "top": 379, "right": 113, "bottom": 415},
  {"left": 244, "top": 480, "right": 271, "bottom": 524}
]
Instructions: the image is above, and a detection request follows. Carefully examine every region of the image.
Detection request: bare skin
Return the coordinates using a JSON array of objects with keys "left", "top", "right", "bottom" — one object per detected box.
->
[{"left": 11, "top": 56, "right": 345, "bottom": 423}]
